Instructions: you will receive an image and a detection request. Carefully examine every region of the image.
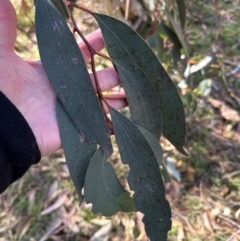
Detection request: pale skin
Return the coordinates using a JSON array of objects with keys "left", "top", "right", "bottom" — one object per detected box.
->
[{"left": 0, "top": 0, "right": 126, "bottom": 157}]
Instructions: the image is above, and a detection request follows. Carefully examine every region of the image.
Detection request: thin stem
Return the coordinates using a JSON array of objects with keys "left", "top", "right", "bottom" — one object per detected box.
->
[
  {"left": 63, "top": 0, "right": 112, "bottom": 61},
  {"left": 62, "top": 0, "right": 114, "bottom": 133}
]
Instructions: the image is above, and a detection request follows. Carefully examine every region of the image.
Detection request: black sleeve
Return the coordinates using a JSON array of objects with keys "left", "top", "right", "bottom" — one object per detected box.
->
[{"left": 0, "top": 91, "right": 41, "bottom": 194}]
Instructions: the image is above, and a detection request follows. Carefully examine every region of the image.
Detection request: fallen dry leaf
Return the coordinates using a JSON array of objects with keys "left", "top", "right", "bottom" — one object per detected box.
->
[
  {"left": 41, "top": 195, "right": 67, "bottom": 216},
  {"left": 16, "top": 216, "right": 33, "bottom": 240},
  {"left": 208, "top": 99, "right": 240, "bottom": 122},
  {"left": 202, "top": 212, "right": 213, "bottom": 233},
  {"left": 39, "top": 217, "right": 62, "bottom": 241}
]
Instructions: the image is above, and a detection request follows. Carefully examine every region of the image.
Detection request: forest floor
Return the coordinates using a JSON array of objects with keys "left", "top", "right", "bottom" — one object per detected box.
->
[{"left": 0, "top": 0, "right": 240, "bottom": 240}]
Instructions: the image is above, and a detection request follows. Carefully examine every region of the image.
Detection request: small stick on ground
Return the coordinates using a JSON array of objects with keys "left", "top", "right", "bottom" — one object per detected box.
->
[{"left": 172, "top": 209, "right": 200, "bottom": 240}]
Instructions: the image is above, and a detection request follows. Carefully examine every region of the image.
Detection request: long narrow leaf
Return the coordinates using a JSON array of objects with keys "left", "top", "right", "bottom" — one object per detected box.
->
[
  {"left": 56, "top": 101, "right": 97, "bottom": 200},
  {"left": 160, "top": 21, "right": 182, "bottom": 68},
  {"left": 110, "top": 108, "right": 172, "bottom": 241},
  {"left": 137, "top": 125, "right": 171, "bottom": 182},
  {"left": 84, "top": 148, "right": 136, "bottom": 216},
  {"left": 35, "top": 0, "right": 112, "bottom": 157},
  {"left": 50, "top": 0, "right": 69, "bottom": 19},
  {"left": 114, "top": 60, "right": 163, "bottom": 138},
  {"left": 94, "top": 13, "right": 186, "bottom": 154},
  {"left": 176, "top": 0, "right": 186, "bottom": 29},
  {"left": 165, "top": 8, "right": 189, "bottom": 58}
]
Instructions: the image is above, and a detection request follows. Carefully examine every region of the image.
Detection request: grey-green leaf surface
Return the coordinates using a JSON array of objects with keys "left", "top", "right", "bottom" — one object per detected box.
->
[
  {"left": 160, "top": 21, "right": 181, "bottom": 68},
  {"left": 137, "top": 125, "right": 171, "bottom": 182},
  {"left": 94, "top": 13, "right": 186, "bottom": 154},
  {"left": 56, "top": 101, "right": 97, "bottom": 201},
  {"left": 35, "top": 0, "right": 112, "bottom": 157},
  {"left": 110, "top": 108, "right": 172, "bottom": 241},
  {"left": 50, "top": 0, "right": 69, "bottom": 19},
  {"left": 114, "top": 60, "right": 163, "bottom": 138},
  {"left": 165, "top": 8, "right": 189, "bottom": 58},
  {"left": 161, "top": 21, "right": 181, "bottom": 48},
  {"left": 176, "top": 0, "right": 186, "bottom": 30},
  {"left": 84, "top": 148, "right": 136, "bottom": 217}
]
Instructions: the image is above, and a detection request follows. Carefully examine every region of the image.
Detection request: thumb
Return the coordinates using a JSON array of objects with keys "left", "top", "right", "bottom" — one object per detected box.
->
[{"left": 0, "top": 0, "right": 17, "bottom": 52}]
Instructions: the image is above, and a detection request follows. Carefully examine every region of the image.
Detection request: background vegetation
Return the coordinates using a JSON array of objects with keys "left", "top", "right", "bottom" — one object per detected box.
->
[{"left": 0, "top": 0, "right": 240, "bottom": 240}]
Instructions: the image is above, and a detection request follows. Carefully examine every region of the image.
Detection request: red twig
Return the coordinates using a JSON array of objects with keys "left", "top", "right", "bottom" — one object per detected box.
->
[
  {"left": 62, "top": 0, "right": 114, "bottom": 133},
  {"left": 63, "top": 0, "right": 112, "bottom": 61}
]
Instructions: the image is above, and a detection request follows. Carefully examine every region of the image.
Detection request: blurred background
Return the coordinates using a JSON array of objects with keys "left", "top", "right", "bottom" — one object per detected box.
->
[{"left": 1, "top": 0, "right": 240, "bottom": 240}]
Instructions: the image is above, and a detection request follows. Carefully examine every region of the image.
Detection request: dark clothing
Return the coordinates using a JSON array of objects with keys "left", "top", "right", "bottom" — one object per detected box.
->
[{"left": 0, "top": 91, "right": 41, "bottom": 194}]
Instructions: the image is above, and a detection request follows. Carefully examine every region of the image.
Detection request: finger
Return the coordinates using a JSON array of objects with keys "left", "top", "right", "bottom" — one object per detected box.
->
[
  {"left": 0, "top": 0, "right": 17, "bottom": 52},
  {"left": 78, "top": 28, "right": 105, "bottom": 63},
  {"left": 104, "top": 93, "right": 126, "bottom": 100},
  {"left": 103, "top": 93, "right": 128, "bottom": 113},
  {"left": 30, "top": 29, "right": 104, "bottom": 63},
  {"left": 27, "top": 61, "right": 121, "bottom": 93},
  {"left": 28, "top": 29, "right": 105, "bottom": 64},
  {"left": 90, "top": 67, "right": 120, "bottom": 92},
  {"left": 104, "top": 99, "right": 127, "bottom": 112}
]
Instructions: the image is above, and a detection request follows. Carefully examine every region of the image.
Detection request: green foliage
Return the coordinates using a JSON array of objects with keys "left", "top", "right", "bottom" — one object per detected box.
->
[
  {"left": 160, "top": 21, "right": 182, "bottom": 67},
  {"left": 35, "top": 0, "right": 187, "bottom": 240},
  {"left": 176, "top": 0, "right": 186, "bottom": 30},
  {"left": 56, "top": 101, "right": 97, "bottom": 200},
  {"left": 110, "top": 107, "right": 172, "bottom": 240},
  {"left": 84, "top": 148, "right": 136, "bottom": 216},
  {"left": 134, "top": 0, "right": 189, "bottom": 65},
  {"left": 137, "top": 125, "right": 170, "bottom": 182},
  {"left": 35, "top": 0, "right": 112, "bottom": 158},
  {"left": 165, "top": 7, "right": 189, "bottom": 58},
  {"left": 95, "top": 13, "right": 186, "bottom": 154},
  {"left": 6, "top": 0, "right": 240, "bottom": 240}
]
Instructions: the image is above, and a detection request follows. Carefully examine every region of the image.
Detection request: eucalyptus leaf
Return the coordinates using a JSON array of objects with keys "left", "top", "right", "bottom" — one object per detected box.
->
[
  {"left": 137, "top": 125, "right": 171, "bottom": 182},
  {"left": 165, "top": 8, "right": 189, "bottom": 57},
  {"left": 35, "top": 0, "right": 112, "bottom": 157},
  {"left": 114, "top": 60, "right": 163, "bottom": 138},
  {"left": 176, "top": 0, "right": 186, "bottom": 29},
  {"left": 161, "top": 21, "right": 181, "bottom": 48},
  {"left": 94, "top": 13, "right": 186, "bottom": 154},
  {"left": 147, "top": 31, "right": 164, "bottom": 69},
  {"left": 84, "top": 148, "right": 136, "bottom": 217},
  {"left": 111, "top": 108, "right": 172, "bottom": 241},
  {"left": 50, "top": 0, "right": 69, "bottom": 18},
  {"left": 160, "top": 21, "right": 181, "bottom": 67},
  {"left": 56, "top": 101, "right": 97, "bottom": 201}
]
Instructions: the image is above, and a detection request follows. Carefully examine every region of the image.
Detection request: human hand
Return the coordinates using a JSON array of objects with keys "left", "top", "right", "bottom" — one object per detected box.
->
[{"left": 0, "top": 0, "right": 126, "bottom": 157}]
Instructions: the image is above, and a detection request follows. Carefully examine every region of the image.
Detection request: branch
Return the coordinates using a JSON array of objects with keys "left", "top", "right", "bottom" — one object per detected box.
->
[{"left": 62, "top": 0, "right": 114, "bottom": 133}]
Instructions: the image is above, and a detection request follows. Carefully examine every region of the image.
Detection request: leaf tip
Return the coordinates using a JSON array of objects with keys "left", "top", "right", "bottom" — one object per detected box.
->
[{"left": 177, "top": 145, "right": 188, "bottom": 156}]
